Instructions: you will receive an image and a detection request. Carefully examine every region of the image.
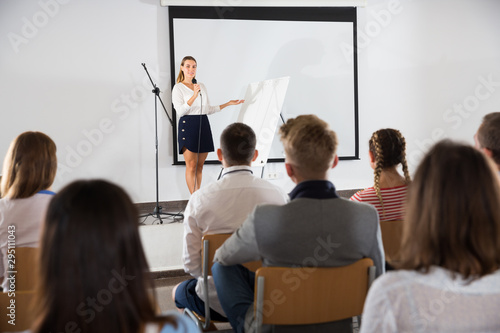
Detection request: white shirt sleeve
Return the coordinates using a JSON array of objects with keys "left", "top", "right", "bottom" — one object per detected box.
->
[
  {"left": 181, "top": 199, "right": 203, "bottom": 278},
  {"left": 171, "top": 84, "right": 192, "bottom": 117}
]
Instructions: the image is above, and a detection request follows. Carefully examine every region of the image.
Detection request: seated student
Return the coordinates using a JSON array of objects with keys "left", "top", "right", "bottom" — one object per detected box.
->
[
  {"left": 212, "top": 115, "right": 385, "bottom": 333},
  {"left": 360, "top": 140, "right": 500, "bottom": 333},
  {"left": 350, "top": 128, "right": 411, "bottom": 221},
  {"left": 475, "top": 112, "right": 500, "bottom": 172},
  {"left": 173, "top": 122, "right": 288, "bottom": 321},
  {"left": 32, "top": 180, "right": 199, "bottom": 333},
  {"left": 0, "top": 131, "right": 57, "bottom": 290}
]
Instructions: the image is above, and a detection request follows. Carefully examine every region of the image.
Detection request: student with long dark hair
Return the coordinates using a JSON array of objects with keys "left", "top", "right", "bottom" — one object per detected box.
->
[
  {"left": 32, "top": 180, "right": 199, "bottom": 333},
  {"left": 360, "top": 140, "right": 500, "bottom": 332}
]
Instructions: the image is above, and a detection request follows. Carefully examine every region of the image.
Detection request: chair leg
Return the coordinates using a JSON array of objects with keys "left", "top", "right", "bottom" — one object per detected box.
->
[{"left": 201, "top": 322, "right": 219, "bottom": 331}]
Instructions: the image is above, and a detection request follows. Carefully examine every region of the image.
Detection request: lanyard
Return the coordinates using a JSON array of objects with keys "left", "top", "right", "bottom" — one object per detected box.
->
[{"left": 221, "top": 169, "right": 253, "bottom": 178}]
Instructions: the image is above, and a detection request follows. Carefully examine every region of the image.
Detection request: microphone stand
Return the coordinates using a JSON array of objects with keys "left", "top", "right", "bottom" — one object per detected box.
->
[{"left": 140, "top": 63, "right": 183, "bottom": 224}]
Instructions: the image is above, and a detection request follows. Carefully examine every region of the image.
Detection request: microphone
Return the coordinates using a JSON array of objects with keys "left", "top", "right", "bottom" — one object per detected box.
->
[{"left": 192, "top": 78, "right": 201, "bottom": 95}]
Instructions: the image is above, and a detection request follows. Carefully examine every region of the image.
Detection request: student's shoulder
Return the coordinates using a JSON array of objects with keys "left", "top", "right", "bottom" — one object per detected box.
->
[{"left": 350, "top": 187, "right": 376, "bottom": 200}]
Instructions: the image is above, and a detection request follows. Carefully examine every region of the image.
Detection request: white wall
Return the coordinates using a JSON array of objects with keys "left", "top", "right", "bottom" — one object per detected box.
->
[{"left": 1, "top": 0, "right": 500, "bottom": 270}]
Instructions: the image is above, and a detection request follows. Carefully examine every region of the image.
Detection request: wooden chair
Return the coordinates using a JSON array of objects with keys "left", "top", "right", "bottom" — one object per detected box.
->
[
  {"left": 184, "top": 233, "right": 261, "bottom": 331},
  {"left": 11, "top": 247, "right": 39, "bottom": 291},
  {"left": 379, "top": 220, "right": 403, "bottom": 264},
  {"left": 252, "top": 258, "right": 376, "bottom": 333},
  {"left": 0, "top": 291, "right": 36, "bottom": 332}
]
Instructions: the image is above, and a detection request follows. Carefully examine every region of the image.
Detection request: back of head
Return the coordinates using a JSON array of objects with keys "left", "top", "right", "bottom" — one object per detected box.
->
[
  {"left": 368, "top": 128, "right": 411, "bottom": 209},
  {"left": 220, "top": 122, "right": 256, "bottom": 166},
  {"left": 477, "top": 112, "right": 500, "bottom": 166},
  {"left": 0, "top": 131, "right": 57, "bottom": 199},
  {"left": 369, "top": 128, "right": 409, "bottom": 171},
  {"left": 399, "top": 140, "right": 500, "bottom": 279},
  {"left": 279, "top": 114, "right": 337, "bottom": 178},
  {"left": 34, "top": 180, "right": 155, "bottom": 333}
]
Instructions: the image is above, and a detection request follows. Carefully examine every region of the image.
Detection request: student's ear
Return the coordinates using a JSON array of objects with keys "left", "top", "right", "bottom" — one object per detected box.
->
[
  {"left": 217, "top": 148, "right": 223, "bottom": 162},
  {"left": 285, "top": 163, "right": 295, "bottom": 178},
  {"left": 368, "top": 150, "right": 376, "bottom": 169},
  {"left": 251, "top": 149, "right": 259, "bottom": 162},
  {"left": 331, "top": 155, "right": 339, "bottom": 169}
]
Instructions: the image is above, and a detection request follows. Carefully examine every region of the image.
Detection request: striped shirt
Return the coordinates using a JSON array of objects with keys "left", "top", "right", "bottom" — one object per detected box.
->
[{"left": 350, "top": 185, "right": 407, "bottom": 221}]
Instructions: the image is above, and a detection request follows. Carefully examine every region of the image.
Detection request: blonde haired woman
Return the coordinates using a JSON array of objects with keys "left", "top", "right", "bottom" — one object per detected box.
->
[
  {"left": 172, "top": 56, "right": 244, "bottom": 193},
  {"left": 0, "top": 131, "right": 57, "bottom": 290}
]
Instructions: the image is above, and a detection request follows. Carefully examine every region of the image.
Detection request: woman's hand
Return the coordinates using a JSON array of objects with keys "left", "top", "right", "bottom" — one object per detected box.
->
[
  {"left": 227, "top": 99, "right": 245, "bottom": 106},
  {"left": 220, "top": 100, "right": 245, "bottom": 109},
  {"left": 193, "top": 84, "right": 201, "bottom": 95},
  {"left": 187, "top": 84, "right": 201, "bottom": 106}
]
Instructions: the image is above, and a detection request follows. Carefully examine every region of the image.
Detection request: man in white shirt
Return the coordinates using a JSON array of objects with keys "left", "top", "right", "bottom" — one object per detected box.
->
[{"left": 172, "top": 122, "right": 288, "bottom": 321}]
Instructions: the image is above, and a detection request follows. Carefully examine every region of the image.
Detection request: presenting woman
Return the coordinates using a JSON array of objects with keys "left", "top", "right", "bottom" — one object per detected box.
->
[{"left": 172, "top": 56, "right": 244, "bottom": 193}]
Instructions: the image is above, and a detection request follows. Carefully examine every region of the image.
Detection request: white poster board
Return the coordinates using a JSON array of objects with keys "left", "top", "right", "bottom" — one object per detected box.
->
[{"left": 237, "top": 77, "right": 290, "bottom": 167}]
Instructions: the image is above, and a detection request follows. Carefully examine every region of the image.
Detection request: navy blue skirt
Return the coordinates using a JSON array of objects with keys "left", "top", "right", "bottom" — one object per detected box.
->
[{"left": 178, "top": 115, "right": 215, "bottom": 154}]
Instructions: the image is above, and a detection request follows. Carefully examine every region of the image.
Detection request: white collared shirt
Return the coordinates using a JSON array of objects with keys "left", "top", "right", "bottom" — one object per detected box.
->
[{"left": 182, "top": 165, "right": 288, "bottom": 315}]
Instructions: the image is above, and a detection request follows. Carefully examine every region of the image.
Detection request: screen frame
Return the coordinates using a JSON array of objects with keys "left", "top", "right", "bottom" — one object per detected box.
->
[{"left": 169, "top": 6, "right": 359, "bottom": 165}]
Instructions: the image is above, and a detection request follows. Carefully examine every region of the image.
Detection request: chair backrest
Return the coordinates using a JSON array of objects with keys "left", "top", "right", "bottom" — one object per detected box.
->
[
  {"left": 379, "top": 220, "right": 403, "bottom": 263},
  {"left": 0, "top": 291, "right": 36, "bottom": 332},
  {"left": 254, "top": 258, "right": 375, "bottom": 326},
  {"left": 201, "top": 234, "right": 261, "bottom": 276},
  {"left": 13, "top": 247, "right": 39, "bottom": 291}
]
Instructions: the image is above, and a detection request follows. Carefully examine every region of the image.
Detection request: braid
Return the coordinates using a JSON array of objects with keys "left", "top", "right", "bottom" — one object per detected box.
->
[
  {"left": 395, "top": 130, "right": 412, "bottom": 183},
  {"left": 371, "top": 133, "right": 385, "bottom": 218}
]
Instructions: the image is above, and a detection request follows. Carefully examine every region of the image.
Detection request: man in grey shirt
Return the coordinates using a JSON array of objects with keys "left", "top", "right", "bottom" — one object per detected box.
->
[{"left": 212, "top": 114, "right": 385, "bottom": 333}]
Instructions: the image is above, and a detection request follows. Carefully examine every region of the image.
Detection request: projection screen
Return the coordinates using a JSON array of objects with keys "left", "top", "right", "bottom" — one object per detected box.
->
[{"left": 169, "top": 7, "right": 358, "bottom": 165}]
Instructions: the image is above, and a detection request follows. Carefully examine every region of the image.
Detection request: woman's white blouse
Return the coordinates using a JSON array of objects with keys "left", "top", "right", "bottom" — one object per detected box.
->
[
  {"left": 172, "top": 82, "right": 220, "bottom": 117},
  {"left": 360, "top": 266, "right": 500, "bottom": 333}
]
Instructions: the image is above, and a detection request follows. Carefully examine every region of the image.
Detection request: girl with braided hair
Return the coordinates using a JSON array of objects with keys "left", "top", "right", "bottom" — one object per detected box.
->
[{"left": 350, "top": 128, "right": 411, "bottom": 221}]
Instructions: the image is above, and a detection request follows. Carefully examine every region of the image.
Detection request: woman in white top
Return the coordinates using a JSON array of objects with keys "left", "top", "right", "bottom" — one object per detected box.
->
[
  {"left": 172, "top": 56, "right": 244, "bottom": 193},
  {"left": 0, "top": 131, "right": 57, "bottom": 291},
  {"left": 360, "top": 140, "right": 500, "bottom": 333}
]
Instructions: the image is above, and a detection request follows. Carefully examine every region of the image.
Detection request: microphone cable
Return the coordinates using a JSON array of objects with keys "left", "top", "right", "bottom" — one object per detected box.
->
[{"left": 193, "top": 78, "right": 202, "bottom": 193}]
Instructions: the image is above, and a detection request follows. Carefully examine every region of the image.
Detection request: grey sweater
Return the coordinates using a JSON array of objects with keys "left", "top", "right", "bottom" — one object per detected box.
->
[{"left": 214, "top": 197, "right": 385, "bottom": 277}]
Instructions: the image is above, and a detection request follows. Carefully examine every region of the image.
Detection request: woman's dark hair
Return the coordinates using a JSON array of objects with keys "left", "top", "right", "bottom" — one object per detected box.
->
[
  {"left": 398, "top": 140, "right": 500, "bottom": 279},
  {"left": 33, "top": 180, "right": 161, "bottom": 333}
]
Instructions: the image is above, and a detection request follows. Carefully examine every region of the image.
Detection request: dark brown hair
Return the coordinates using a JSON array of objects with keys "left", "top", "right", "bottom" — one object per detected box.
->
[
  {"left": 477, "top": 112, "right": 500, "bottom": 165},
  {"left": 176, "top": 56, "right": 197, "bottom": 83},
  {"left": 33, "top": 180, "right": 163, "bottom": 333},
  {"left": 220, "top": 122, "right": 256, "bottom": 166},
  {"left": 369, "top": 129, "right": 411, "bottom": 211},
  {"left": 279, "top": 114, "right": 337, "bottom": 178},
  {"left": 398, "top": 140, "right": 500, "bottom": 279},
  {"left": 1, "top": 131, "right": 57, "bottom": 199}
]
